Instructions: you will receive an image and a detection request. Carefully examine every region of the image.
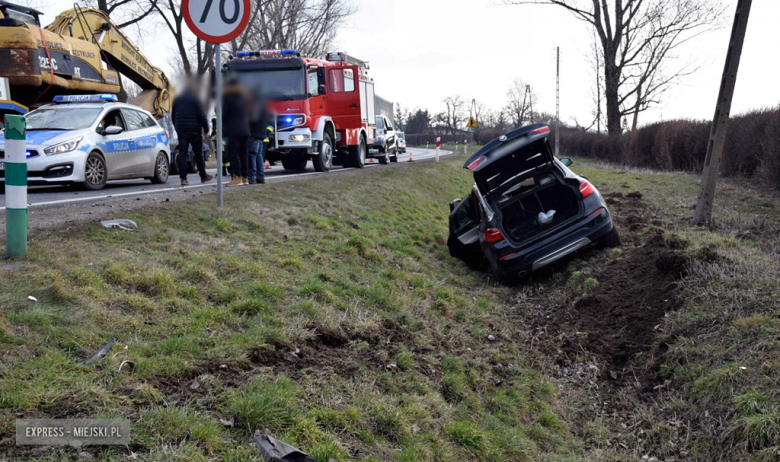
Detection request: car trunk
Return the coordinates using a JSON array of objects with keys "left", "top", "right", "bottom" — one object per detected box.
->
[
  {"left": 472, "top": 138, "right": 582, "bottom": 244},
  {"left": 494, "top": 170, "right": 581, "bottom": 243}
]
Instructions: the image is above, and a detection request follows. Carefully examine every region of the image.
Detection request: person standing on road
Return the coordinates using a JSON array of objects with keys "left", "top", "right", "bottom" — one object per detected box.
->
[
  {"left": 172, "top": 79, "right": 213, "bottom": 186},
  {"left": 222, "top": 75, "right": 251, "bottom": 186},
  {"left": 248, "top": 94, "right": 273, "bottom": 185}
]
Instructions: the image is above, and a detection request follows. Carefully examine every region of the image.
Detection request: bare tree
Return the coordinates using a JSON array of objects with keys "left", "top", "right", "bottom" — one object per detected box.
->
[
  {"left": 436, "top": 96, "right": 466, "bottom": 134},
  {"left": 229, "top": 0, "right": 357, "bottom": 57},
  {"left": 504, "top": 79, "right": 537, "bottom": 128},
  {"left": 89, "top": 0, "right": 159, "bottom": 29},
  {"left": 507, "top": 0, "right": 723, "bottom": 136},
  {"left": 151, "top": 0, "right": 216, "bottom": 78}
]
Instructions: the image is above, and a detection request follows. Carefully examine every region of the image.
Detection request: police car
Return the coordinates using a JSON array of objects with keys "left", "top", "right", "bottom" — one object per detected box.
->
[{"left": 0, "top": 94, "right": 171, "bottom": 191}]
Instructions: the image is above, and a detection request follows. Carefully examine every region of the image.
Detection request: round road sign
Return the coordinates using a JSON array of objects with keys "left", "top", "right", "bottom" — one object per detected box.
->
[{"left": 183, "top": 0, "right": 251, "bottom": 43}]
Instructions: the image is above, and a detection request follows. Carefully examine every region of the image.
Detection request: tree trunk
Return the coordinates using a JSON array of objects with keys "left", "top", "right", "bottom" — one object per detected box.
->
[
  {"left": 603, "top": 52, "right": 622, "bottom": 136},
  {"left": 97, "top": 0, "right": 109, "bottom": 13}
]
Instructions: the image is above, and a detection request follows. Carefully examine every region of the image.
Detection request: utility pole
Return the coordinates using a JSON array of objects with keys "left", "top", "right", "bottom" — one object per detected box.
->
[
  {"left": 693, "top": 0, "right": 752, "bottom": 225},
  {"left": 555, "top": 46, "right": 560, "bottom": 157}
]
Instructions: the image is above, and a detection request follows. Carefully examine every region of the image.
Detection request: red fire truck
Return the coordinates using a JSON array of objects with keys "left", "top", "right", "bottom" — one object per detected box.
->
[{"left": 226, "top": 50, "right": 383, "bottom": 171}]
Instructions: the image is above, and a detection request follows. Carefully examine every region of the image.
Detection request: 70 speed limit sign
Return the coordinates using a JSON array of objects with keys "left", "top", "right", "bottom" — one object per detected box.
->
[{"left": 183, "top": 0, "right": 251, "bottom": 43}]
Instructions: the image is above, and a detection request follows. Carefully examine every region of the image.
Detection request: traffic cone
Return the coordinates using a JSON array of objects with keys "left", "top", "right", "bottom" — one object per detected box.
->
[
  {"left": 408, "top": 151, "right": 414, "bottom": 162},
  {"left": 265, "top": 159, "right": 271, "bottom": 170}
]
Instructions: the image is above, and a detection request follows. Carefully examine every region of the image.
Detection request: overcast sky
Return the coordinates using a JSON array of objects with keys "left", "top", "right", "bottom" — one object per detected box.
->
[{"left": 37, "top": 0, "right": 780, "bottom": 127}]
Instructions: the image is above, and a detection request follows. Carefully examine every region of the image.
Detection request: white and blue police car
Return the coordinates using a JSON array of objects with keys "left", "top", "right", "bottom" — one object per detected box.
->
[{"left": 0, "top": 94, "right": 171, "bottom": 191}]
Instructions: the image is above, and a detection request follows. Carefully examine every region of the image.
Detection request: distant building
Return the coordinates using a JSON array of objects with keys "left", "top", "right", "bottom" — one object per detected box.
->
[{"left": 375, "top": 94, "right": 394, "bottom": 124}]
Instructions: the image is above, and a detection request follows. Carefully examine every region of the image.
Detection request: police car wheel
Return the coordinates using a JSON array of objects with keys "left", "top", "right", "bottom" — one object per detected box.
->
[
  {"left": 151, "top": 152, "right": 170, "bottom": 184},
  {"left": 349, "top": 136, "right": 367, "bottom": 169},
  {"left": 313, "top": 133, "right": 333, "bottom": 172},
  {"left": 83, "top": 152, "right": 108, "bottom": 190}
]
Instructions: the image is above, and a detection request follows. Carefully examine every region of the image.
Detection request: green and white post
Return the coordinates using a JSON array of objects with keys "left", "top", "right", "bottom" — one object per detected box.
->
[{"left": 4, "top": 114, "right": 27, "bottom": 257}]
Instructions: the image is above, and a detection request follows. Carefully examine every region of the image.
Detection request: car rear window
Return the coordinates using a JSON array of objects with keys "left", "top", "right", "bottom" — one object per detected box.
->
[{"left": 481, "top": 142, "right": 549, "bottom": 191}]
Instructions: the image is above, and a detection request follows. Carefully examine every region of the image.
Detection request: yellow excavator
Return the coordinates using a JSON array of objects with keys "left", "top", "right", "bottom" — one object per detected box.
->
[{"left": 0, "top": 1, "right": 173, "bottom": 118}]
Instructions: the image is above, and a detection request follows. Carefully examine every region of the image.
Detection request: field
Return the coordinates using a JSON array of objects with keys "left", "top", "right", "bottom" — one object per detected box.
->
[{"left": 0, "top": 150, "right": 779, "bottom": 461}]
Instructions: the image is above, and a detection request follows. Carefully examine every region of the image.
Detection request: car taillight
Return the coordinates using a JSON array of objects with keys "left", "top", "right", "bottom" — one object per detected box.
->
[
  {"left": 485, "top": 228, "right": 504, "bottom": 243},
  {"left": 532, "top": 126, "right": 550, "bottom": 134},
  {"left": 467, "top": 156, "right": 484, "bottom": 171},
  {"left": 579, "top": 180, "right": 596, "bottom": 198}
]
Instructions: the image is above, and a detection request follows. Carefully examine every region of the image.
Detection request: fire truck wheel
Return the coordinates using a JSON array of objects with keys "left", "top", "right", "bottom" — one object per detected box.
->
[
  {"left": 282, "top": 156, "right": 308, "bottom": 171},
  {"left": 349, "top": 136, "right": 367, "bottom": 168},
  {"left": 313, "top": 133, "right": 333, "bottom": 172}
]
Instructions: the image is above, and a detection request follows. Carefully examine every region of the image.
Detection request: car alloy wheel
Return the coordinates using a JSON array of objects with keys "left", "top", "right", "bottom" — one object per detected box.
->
[{"left": 85, "top": 155, "right": 106, "bottom": 186}]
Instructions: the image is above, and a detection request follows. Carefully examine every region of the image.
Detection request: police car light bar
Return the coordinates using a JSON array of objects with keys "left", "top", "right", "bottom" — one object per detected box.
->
[
  {"left": 52, "top": 94, "right": 118, "bottom": 103},
  {"left": 235, "top": 49, "right": 299, "bottom": 58}
]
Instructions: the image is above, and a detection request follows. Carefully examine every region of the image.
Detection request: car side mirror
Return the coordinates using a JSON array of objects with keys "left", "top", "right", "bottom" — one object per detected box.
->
[
  {"left": 560, "top": 157, "right": 573, "bottom": 167},
  {"left": 104, "top": 125, "right": 123, "bottom": 135},
  {"left": 318, "top": 84, "right": 326, "bottom": 96},
  {"left": 450, "top": 198, "right": 462, "bottom": 211}
]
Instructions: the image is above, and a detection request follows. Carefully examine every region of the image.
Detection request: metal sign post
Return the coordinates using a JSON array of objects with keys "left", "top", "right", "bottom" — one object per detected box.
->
[
  {"left": 182, "top": 0, "right": 251, "bottom": 208},
  {"left": 215, "top": 45, "right": 223, "bottom": 207}
]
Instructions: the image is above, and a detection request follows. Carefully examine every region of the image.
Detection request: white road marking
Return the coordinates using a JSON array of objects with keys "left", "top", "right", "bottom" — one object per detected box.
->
[{"left": 0, "top": 149, "right": 454, "bottom": 210}]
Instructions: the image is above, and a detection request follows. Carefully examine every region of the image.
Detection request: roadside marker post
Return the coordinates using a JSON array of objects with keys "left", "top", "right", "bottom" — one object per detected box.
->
[
  {"left": 182, "top": 0, "right": 251, "bottom": 208},
  {"left": 4, "top": 115, "right": 27, "bottom": 257},
  {"left": 464, "top": 139, "right": 467, "bottom": 155},
  {"left": 435, "top": 137, "right": 441, "bottom": 163}
]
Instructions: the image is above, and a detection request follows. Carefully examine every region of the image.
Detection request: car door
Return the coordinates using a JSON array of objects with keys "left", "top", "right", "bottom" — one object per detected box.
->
[
  {"left": 97, "top": 109, "right": 133, "bottom": 178},
  {"left": 384, "top": 117, "right": 396, "bottom": 152},
  {"left": 447, "top": 191, "right": 484, "bottom": 265},
  {"left": 121, "top": 108, "right": 156, "bottom": 177}
]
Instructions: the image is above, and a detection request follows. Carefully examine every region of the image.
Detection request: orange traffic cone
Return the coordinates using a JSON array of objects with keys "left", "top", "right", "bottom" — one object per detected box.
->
[
  {"left": 408, "top": 151, "right": 414, "bottom": 162},
  {"left": 265, "top": 159, "right": 271, "bottom": 170}
]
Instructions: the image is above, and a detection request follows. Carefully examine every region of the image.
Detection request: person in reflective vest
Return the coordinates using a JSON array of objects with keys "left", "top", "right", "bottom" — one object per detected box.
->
[{"left": 248, "top": 96, "right": 273, "bottom": 185}]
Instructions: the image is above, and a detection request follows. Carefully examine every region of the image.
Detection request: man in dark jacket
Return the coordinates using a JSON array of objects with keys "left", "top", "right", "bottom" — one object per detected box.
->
[
  {"left": 222, "top": 75, "right": 251, "bottom": 186},
  {"left": 172, "top": 80, "right": 213, "bottom": 186}
]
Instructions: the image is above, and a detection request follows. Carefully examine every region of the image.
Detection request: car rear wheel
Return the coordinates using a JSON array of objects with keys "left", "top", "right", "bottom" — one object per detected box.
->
[
  {"left": 349, "top": 136, "right": 367, "bottom": 169},
  {"left": 83, "top": 152, "right": 108, "bottom": 190},
  {"left": 378, "top": 153, "right": 388, "bottom": 164},
  {"left": 600, "top": 226, "right": 622, "bottom": 248},
  {"left": 151, "top": 151, "right": 170, "bottom": 184},
  {"left": 313, "top": 133, "right": 333, "bottom": 172}
]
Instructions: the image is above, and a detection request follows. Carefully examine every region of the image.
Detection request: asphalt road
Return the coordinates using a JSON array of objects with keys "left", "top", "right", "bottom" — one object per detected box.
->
[{"left": 1, "top": 147, "right": 454, "bottom": 210}]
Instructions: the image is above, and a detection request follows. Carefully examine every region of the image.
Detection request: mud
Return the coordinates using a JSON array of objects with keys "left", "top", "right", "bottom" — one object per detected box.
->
[{"left": 570, "top": 239, "right": 687, "bottom": 374}]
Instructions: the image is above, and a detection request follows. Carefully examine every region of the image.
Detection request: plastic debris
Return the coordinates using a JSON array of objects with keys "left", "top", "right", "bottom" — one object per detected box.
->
[
  {"left": 255, "top": 431, "right": 334, "bottom": 462},
  {"left": 538, "top": 210, "right": 557, "bottom": 225},
  {"left": 83, "top": 339, "right": 117, "bottom": 365},
  {"left": 27, "top": 296, "right": 37, "bottom": 302},
  {"left": 100, "top": 219, "right": 138, "bottom": 231},
  {"left": 118, "top": 360, "right": 135, "bottom": 373},
  {"left": 487, "top": 334, "right": 497, "bottom": 342}
]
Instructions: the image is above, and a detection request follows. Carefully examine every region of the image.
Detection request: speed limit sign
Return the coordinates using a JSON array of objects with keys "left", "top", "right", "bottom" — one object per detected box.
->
[{"left": 183, "top": 0, "right": 251, "bottom": 43}]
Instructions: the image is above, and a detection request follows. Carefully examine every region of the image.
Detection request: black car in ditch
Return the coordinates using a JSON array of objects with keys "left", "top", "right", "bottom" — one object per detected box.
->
[{"left": 448, "top": 123, "right": 620, "bottom": 280}]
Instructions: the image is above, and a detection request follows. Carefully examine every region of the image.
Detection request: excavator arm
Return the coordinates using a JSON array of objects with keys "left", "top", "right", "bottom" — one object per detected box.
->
[{"left": 46, "top": 6, "right": 173, "bottom": 118}]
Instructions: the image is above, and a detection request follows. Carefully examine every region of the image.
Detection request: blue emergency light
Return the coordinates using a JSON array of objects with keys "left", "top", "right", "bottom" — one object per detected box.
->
[
  {"left": 52, "top": 94, "right": 118, "bottom": 103},
  {"left": 285, "top": 117, "right": 293, "bottom": 123},
  {"left": 236, "top": 49, "right": 299, "bottom": 58}
]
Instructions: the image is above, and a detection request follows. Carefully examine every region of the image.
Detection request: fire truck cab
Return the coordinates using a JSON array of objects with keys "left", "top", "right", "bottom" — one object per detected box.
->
[{"left": 226, "top": 50, "right": 382, "bottom": 172}]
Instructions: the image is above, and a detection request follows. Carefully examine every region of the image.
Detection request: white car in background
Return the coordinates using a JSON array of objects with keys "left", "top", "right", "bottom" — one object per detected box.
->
[
  {"left": 396, "top": 131, "right": 407, "bottom": 154},
  {"left": 0, "top": 94, "right": 171, "bottom": 191}
]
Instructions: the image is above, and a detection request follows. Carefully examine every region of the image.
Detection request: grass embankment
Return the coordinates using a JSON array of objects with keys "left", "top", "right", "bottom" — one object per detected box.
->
[
  {"left": 0, "top": 157, "right": 580, "bottom": 461},
  {"left": 1, "top": 150, "right": 779, "bottom": 461},
  {"left": 540, "top": 158, "right": 780, "bottom": 461}
]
